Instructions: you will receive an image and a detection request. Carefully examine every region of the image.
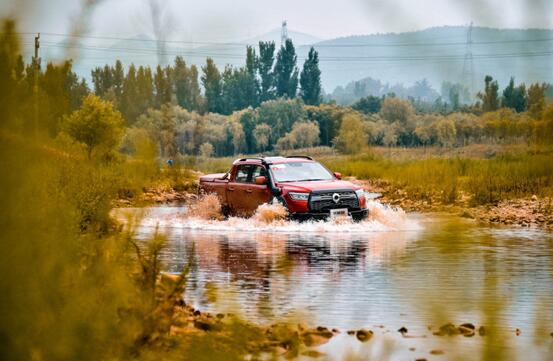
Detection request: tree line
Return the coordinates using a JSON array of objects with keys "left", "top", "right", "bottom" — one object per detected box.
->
[
  {"left": 89, "top": 39, "right": 321, "bottom": 124},
  {"left": 1, "top": 19, "right": 551, "bottom": 162}
]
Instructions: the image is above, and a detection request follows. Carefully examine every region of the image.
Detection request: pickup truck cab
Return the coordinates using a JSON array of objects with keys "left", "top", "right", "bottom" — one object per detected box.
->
[{"left": 199, "top": 156, "right": 368, "bottom": 221}]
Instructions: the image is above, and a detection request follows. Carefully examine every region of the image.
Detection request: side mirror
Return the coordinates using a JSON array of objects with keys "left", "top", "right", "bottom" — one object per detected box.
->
[
  {"left": 334, "top": 172, "right": 342, "bottom": 180},
  {"left": 255, "top": 176, "right": 267, "bottom": 185}
]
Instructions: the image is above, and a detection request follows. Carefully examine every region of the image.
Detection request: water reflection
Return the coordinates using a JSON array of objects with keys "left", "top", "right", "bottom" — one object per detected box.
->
[{"left": 114, "top": 207, "right": 553, "bottom": 360}]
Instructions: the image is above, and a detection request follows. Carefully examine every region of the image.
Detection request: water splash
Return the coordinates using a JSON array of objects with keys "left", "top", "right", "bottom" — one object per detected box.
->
[
  {"left": 253, "top": 202, "right": 288, "bottom": 223},
  {"left": 117, "top": 199, "right": 421, "bottom": 234},
  {"left": 186, "top": 193, "right": 223, "bottom": 220}
]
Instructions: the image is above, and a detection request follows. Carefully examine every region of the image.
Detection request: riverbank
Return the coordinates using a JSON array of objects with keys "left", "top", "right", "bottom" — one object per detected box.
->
[
  {"left": 152, "top": 273, "right": 520, "bottom": 360},
  {"left": 119, "top": 173, "right": 553, "bottom": 229},
  {"left": 350, "top": 177, "right": 553, "bottom": 229}
]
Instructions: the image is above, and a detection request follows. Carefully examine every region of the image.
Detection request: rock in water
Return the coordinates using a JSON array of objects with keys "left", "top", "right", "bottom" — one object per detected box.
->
[
  {"left": 458, "top": 323, "right": 476, "bottom": 337},
  {"left": 433, "top": 323, "right": 459, "bottom": 336},
  {"left": 356, "top": 329, "right": 373, "bottom": 342},
  {"left": 398, "top": 326, "right": 408, "bottom": 335},
  {"left": 478, "top": 326, "right": 486, "bottom": 336}
]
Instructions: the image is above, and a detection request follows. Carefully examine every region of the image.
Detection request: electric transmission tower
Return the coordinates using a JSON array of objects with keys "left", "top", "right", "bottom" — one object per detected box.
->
[
  {"left": 462, "top": 22, "right": 475, "bottom": 97},
  {"left": 281, "top": 20, "right": 288, "bottom": 47}
]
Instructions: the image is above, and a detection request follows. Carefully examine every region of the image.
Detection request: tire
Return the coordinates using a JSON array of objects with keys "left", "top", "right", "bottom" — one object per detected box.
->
[
  {"left": 352, "top": 211, "right": 368, "bottom": 223},
  {"left": 221, "top": 205, "right": 231, "bottom": 219}
]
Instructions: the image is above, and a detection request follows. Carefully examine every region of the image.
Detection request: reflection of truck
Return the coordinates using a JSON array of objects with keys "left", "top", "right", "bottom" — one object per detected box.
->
[{"left": 198, "top": 156, "right": 368, "bottom": 221}]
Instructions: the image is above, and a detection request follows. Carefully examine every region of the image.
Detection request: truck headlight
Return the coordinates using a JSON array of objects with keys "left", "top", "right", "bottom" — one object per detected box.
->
[
  {"left": 355, "top": 189, "right": 365, "bottom": 200},
  {"left": 288, "top": 192, "right": 309, "bottom": 201}
]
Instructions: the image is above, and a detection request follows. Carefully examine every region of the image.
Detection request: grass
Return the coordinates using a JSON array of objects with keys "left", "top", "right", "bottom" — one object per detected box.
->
[
  {"left": 319, "top": 148, "right": 553, "bottom": 205},
  {"left": 184, "top": 145, "right": 553, "bottom": 206}
]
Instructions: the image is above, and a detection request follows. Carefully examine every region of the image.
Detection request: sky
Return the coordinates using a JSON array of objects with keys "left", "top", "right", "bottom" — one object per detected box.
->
[{"left": 3, "top": 0, "right": 553, "bottom": 43}]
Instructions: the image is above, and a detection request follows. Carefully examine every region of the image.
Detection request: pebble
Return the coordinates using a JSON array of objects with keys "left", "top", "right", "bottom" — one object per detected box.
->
[
  {"left": 398, "top": 326, "right": 408, "bottom": 335},
  {"left": 478, "top": 326, "right": 486, "bottom": 336},
  {"left": 458, "top": 323, "right": 476, "bottom": 337},
  {"left": 433, "top": 323, "right": 459, "bottom": 336},
  {"left": 301, "top": 350, "right": 325, "bottom": 358},
  {"left": 355, "top": 329, "right": 374, "bottom": 342},
  {"left": 430, "top": 349, "right": 445, "bottom": 355}
]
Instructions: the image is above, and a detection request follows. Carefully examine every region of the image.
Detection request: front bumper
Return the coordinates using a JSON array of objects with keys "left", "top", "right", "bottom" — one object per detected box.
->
[{"left": 289, "top": 208, "right": 369, "bottom": 221}]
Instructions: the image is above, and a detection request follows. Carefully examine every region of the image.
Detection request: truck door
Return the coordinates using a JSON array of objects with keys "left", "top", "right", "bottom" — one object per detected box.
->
[
  {"left": 247, "top": 165, "right": 272, "bottom": 213},
  {"left": 227, "top": 164, "right": 271, "bottom": 216}
]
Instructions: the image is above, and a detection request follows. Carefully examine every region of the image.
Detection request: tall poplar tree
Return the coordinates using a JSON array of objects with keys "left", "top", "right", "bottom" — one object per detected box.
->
[
  {"left": 201, "top": 58, "right": 223, "bottom": 114},
  {"left": 299, "top": 47, "right": 321, "bottom": 105},
  {"left": 257, "top": 41, "right": 276, "bottom": 101},
  {"left": 274, "top": 39, "right": 298, "bottom": 98}
]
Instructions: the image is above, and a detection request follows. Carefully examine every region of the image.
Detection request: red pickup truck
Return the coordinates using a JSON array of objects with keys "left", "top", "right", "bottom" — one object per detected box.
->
[{"left": 198, "top": 156, "right": 368, "bottom": 221}]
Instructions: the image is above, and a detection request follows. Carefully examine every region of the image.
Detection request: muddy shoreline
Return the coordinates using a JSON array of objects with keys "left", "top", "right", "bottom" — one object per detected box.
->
[
  {"left": 350, "top": 177, "right": 553, "bottom": 229},
  {"left": 154, "top": 274, "right": 520, "bottom": 360},
  {"left": 115, "top": 178, "right": 553, "bottom": 229}
]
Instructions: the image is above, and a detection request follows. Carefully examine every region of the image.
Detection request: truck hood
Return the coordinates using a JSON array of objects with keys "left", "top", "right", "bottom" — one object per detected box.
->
[
  {"left": 200, "top": 173, "right": 228, "bottom": 182},
  {"left": 276, "top": 179, "right": 360, "bottom": 193}
]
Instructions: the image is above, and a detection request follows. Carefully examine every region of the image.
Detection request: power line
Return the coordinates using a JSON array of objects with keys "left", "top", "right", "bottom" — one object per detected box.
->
[
  {"left": 30, "top": 41, "right": 553, "bottom": 63},
  {"left": 15, "top": 31, "right": 553, "bottom": 48}
]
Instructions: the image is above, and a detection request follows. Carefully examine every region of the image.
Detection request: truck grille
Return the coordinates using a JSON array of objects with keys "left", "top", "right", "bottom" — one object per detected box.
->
[{"left": 308, "top": 190, "right": 359, "bottom": 212}]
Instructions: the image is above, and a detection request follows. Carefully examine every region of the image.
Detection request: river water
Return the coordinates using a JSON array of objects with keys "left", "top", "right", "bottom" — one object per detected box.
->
[{"left": 113, "top": 202, "right": 553, "bottom": 360}]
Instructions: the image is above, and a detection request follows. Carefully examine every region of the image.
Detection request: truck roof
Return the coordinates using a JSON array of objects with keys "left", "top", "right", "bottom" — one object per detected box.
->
[{"left": 232, "top": 156, "right": 314, "bottom": 165}]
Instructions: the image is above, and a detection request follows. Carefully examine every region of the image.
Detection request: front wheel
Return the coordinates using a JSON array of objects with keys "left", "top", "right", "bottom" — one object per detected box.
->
[
  {"left": 351, "top": 211, "right": 368, "bottom": 222},
  {"left": 221, "top": 205, "right": 231, "bottom": 219}
]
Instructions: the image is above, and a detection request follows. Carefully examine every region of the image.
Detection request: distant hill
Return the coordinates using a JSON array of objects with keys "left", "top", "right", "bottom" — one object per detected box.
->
[
  {"left": 310, "top": 26, "right": 553, "bottom": 100},
  {"left": 49, "top": 26, "right": 552, "bottom": 99}
]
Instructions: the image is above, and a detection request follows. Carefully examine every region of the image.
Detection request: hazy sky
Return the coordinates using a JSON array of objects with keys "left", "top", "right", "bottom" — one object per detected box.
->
[{"left": 4, "top": 0, "right": 553, "bottom": 42}]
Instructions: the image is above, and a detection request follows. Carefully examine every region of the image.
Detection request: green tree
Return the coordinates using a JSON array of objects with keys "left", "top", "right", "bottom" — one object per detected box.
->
[
  {"left": 257, "top": 98, "right": 306, "bottom": 147},
  {"left": 112, "top": 60, "right": 124, "bottom": 103},
  {"left": 136, "top": 65, "right": 154, "bottom": 113},
  {"left": 221, "top": 66, "right": 257, "bottom": 114},
  {"left": 257, "top": 41, "right": 276, "bottom": 101},
  {"left": 274, "top": 39, "right": 298, "bottom": 98},
  {"left": 199, "top": 142, "right": 214, "bottom": 157},
  {"left": 121, "top": 64, "right": 139, "bottom": 124},
  {"left": 63, "top": 94, "right": 124, "bottom": 159},
  {"left": 299, "top": 47, "right": 321, "bottom": 105},
  {"left": 201, "top": 58, "right": 223, "bottom": 113},
  {"left": 173, "top": 56, "right": 201, "bottom": 111},
  {"left": 478, "top": 75, "right": 499, "bottom": 112},
  {"left": 502, "top": 77, "right": 527, "bottom": 112},
  {"left": 237, "top": 108, "right": 258, "bottom": 153},
  {"left": 379, "top": 96, "right": 414, "bottom": 125},
  {"left": 253, "top": 123, "right": 272, "bottom": 152},
  {"left": 305, "top": 104, "right": 347, "bottom": 146},
  {"left": 352, "top": 95, "right": 382, "bottom": 114},
  {"left": 154, "top": 64, "right": 172, "bottom": 107},
  {"left": 0, "top": 20, "right": 20, "bottom": 124},
  {"left": 527, "top": 83, "right": 546, "bottom": 119},
  {"left": 40, "top": 61, "right": 88, "bottom": 136},
  {"left": 91, "top": 64, "right": 112, "bottom": 96},
  {"left": 435, "top": 117, "right": 457, "bottom": 147},
  {"left": 276, "top": 121, "right": 320, "bottom": 150},
  {"left": 244, "top": 46, "right": 260, "bottom": 107},
  {"left": 333, "top": 113, "right": 367, "bottom": 154}
]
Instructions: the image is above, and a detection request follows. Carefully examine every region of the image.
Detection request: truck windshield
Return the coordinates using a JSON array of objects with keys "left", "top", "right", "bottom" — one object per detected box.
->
[{"left": 269, "top": 162, "right": 334, "bottom": 182}]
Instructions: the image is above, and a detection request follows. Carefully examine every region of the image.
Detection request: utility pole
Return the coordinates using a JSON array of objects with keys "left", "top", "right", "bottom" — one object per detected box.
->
[
  {"left": 280, "top": 20, "right": 288, "bottom": 47},
  {"left": 33, "top": 33, "right": 40, "bottom": 137},
  {"left": 461, "top": 22, "right": 474, "bottom": 98}
]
